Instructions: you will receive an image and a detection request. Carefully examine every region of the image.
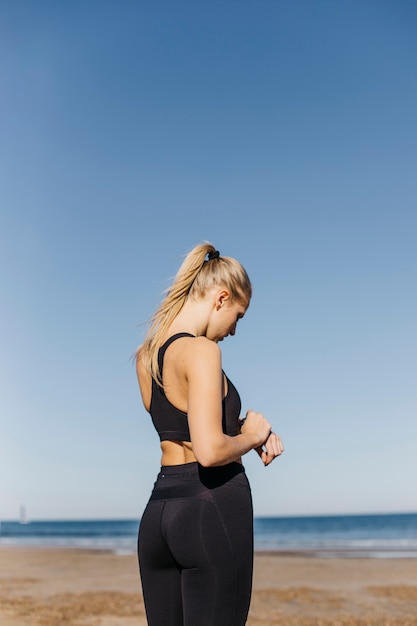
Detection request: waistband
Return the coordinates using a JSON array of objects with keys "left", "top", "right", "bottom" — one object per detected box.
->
[
  {"left": 158, "top": 461, "right": 199, "bottom": 477},
  {"left": 151, "top": 462, "right": 247, "bottom": 501},
  {"left": 157, "top": 461, "right": 244, "bottom": 479}
]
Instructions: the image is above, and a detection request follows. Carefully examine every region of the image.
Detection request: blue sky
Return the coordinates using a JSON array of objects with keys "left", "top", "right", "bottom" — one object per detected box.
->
[{"left": 1, "top": 0, "right": 416, "bottom": 520}]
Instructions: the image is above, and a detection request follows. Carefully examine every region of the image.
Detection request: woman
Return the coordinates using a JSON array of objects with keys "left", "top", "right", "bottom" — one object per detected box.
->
[{"left": 136, "top": 243, "right": 284, "bottom": 626}]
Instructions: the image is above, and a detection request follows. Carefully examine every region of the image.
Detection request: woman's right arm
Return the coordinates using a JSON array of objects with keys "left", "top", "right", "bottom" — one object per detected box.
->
[
  {"left": 136, "top": 348, "right": 152, "bottom": 412},
  {"left": 184, "top": 338, "right": 272, "bottom": 467}
]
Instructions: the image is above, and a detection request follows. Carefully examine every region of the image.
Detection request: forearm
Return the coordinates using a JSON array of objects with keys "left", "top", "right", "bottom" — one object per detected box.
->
[{"left": 193, "top": 431, "right": 262, "bottom": 467}]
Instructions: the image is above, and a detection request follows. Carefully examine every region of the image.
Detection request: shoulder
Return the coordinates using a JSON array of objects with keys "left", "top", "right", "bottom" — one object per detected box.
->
[
  {"left": 165, "top": 335, "right": 221, "bottom": 368},
  {"left": 178, "top": 336, "right": 222, "bottom": 377},
  {"left": 180, "top": 335, "right": 221, "bottom": 358}
]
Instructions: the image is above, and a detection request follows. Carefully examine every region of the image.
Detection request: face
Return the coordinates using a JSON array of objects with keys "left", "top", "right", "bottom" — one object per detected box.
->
[{"left": 208, "top": 291, "right": 248, "bottom": 343}]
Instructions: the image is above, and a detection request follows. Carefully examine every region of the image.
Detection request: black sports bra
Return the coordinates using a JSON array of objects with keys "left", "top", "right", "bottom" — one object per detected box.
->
[{"left": 149, "top": 333, "right": 242, "bottom": 442}]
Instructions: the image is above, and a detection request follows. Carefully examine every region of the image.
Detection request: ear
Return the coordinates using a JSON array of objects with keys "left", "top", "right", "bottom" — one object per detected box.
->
[{"left": 216, "top": 289, "right": 231, "bottom": 310}]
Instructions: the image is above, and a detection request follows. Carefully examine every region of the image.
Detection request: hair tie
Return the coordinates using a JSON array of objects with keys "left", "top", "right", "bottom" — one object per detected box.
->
[{"left": 207, "top": 250, "right": 220, "bottom": 261}]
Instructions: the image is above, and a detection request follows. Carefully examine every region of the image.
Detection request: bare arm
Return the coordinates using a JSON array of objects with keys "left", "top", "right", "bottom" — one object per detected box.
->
[
  {"left": 136, "top": 348, "right": 152, "bottom": 412},
  {"left": 185, "top": 338, "right": 272, "bottom": 467}
]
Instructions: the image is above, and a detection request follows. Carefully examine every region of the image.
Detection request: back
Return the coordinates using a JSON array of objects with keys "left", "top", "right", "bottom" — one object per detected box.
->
[{"left": 149, "top": 333, "right": 242, "bottom": 442}]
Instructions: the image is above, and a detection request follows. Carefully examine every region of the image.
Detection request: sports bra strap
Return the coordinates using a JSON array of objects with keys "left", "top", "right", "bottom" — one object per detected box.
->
[{"left": 157, "top": 333, "right": 195, "bottom": 373}]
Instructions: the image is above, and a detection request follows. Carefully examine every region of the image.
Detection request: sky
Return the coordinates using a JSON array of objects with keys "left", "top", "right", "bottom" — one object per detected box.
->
[{"left": 1, "top": 0, "right": 416, "bottom": 520}]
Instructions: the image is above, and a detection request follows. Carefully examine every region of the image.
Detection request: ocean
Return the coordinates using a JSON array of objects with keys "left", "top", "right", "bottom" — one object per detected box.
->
[{"left": 1, "top": 513, "right": 417, "bottom": 558}]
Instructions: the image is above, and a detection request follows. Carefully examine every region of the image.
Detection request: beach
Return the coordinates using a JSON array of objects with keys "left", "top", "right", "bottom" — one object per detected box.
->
[{"left": 1, "top": 548, "right": 417, "bottom": 625}]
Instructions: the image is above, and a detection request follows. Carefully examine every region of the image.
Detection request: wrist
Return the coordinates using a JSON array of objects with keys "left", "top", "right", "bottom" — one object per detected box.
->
[{"left": 239, "top": 425, "right": 262, "bottom": 448}]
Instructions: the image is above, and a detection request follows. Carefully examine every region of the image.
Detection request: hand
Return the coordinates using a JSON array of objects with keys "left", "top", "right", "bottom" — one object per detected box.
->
[
  {"left": 255, "top": 432, "right": 284, "bottom": 466},
  {"left": 240, "top": 409, "right": 271, "bottom": 446}
]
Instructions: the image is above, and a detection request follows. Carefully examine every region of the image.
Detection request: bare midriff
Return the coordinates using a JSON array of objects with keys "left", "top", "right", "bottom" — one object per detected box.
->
[{"left": 160, "top": 440, "right": 198, "bottom": 466}]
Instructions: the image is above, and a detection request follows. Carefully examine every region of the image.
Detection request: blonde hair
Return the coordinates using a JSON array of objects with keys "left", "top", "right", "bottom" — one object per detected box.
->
[{"left": 138, "top": 242, "right": 252, "bottom": 384}]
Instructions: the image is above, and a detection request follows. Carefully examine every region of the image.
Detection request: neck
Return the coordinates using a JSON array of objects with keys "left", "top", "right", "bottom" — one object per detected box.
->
[{"left": 167, "top": 297, "right": 211, "bottom": 338}]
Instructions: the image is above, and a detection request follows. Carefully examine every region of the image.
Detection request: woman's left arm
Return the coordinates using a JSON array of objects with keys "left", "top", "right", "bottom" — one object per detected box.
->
[{"left": 254, "top": 432, "right": 284, "bottom": 466}]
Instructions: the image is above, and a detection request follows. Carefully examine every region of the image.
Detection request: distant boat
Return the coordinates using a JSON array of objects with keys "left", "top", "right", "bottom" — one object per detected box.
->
[{"left": 19, "top": 505, "right": 30, "bottom": 525}]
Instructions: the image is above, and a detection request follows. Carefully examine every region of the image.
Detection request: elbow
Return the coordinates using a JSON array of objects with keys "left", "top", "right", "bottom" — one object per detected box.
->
[
  {"left": 193, "top": 442, "right": 232, "bottom": 467},
  {"left": 193, "top": 441, "right": 226, "bottom": 468},
  {"left": 190, "top": 432, "right": 231, "bottom": 467},
  {"left": 194, "top": 450, "right": 219, "bottom": 468}
]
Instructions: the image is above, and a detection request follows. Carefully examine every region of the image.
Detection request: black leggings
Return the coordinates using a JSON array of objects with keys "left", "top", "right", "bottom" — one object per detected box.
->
[{"left": 138, "top": 462, "right": 253, "bottom": 626}]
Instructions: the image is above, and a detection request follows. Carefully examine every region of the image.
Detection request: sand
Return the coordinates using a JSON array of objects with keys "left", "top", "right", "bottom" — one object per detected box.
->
[{"left": 1, "top": 547, "right": 417, "bottom": 625}]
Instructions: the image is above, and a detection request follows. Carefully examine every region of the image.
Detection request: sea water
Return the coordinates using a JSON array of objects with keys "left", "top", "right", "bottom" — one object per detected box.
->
[
  {"left": 1, "top": 513, "right": 417, "bottom": 557},
  {"left": 253, "top": 513, "right": 417, "bottom": 557}
]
